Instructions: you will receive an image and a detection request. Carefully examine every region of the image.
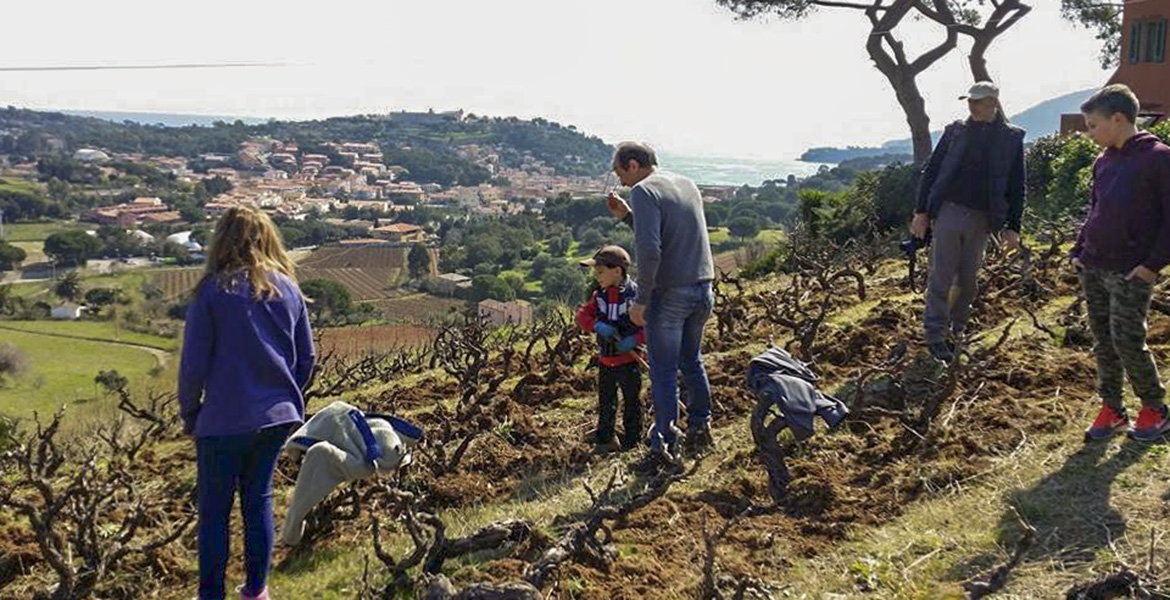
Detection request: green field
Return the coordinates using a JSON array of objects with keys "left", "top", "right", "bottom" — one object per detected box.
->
[
  {"left": 0, "top": 328, "right": 164, "bottom": 421},
  {"left": 758, "top": 229, "right": 786, "bottom": 244},
  {"left": 0, "top": 320, "right": 177, "bottom": 351},
  {"left": 82, "top": 270, "right": 153, "bottom": 303},
  {"left": 1, "top": 220, "right": 89, "bottom": 243},
  {"left": 11, "top": 241, "right": 46, "bottom": 264},
  {"left": 6, "top": 280, "right": 54, "bottom": 301},
  {"left": 3, "top": 269, "right": 154, "bottom": 304},
  {"left": 707, "top": 227, "right": 786, "bottom": 245},
  {"left": 0, "top": 177, "right": 40, "bottom": 196}
]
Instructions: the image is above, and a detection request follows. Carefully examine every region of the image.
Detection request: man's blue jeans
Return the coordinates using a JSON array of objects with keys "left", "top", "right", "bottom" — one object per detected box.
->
[
  {"left": 645, "top": 282, "right": 714, "bottom": 450},
  {"left": 196, "top": 424, "right": 292, "bottom": 600}
]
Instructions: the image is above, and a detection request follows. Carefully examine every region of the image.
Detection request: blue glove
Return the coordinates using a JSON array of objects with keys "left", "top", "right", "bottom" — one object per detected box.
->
[
  {"left": 594, "top": 322, "right": 618, "bottom": 340},
  {"left": 616, "top": 335, "right": 638, "bottom": 353}
]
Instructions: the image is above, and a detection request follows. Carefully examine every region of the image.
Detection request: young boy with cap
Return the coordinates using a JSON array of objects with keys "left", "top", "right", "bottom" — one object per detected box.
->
[{"left": 576, "top": 245, "right": 645, "bottom": 452}]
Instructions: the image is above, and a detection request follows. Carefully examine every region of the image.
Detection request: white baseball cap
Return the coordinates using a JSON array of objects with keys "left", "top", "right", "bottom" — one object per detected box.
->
[{"left": 960, "top": 81, "right": 999, "bottom": 101}]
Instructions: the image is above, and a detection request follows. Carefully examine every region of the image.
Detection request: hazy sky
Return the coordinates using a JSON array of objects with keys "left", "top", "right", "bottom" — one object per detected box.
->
[{"left": 1, "top": 0, "right": 1107, "bottom": 160}]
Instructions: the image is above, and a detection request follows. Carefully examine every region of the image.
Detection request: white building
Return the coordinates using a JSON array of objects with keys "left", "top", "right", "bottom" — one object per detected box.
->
[
  {"left": 72, "top": 148, "right": 110, "bottom": 163},
  {"left": 165, "top": 231, "right": 203, "bottom": 253},
  {"left": 51, "top": 303, "right": 85, "bottom": 320},
  {"left": 478, "top": 299, "right": 533, "bottom": 327},
  {"left": 130, "top": 230, "right": 155, "bottom": 243}
]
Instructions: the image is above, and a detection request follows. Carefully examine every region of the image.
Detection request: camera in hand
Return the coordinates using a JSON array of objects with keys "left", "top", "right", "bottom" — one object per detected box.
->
[{"left": 900, "top": 231, "right": 932, "bottom": 256}]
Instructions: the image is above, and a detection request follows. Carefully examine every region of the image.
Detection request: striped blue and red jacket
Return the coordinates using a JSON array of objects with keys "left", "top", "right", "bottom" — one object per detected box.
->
[{"left": 575, "top": 278, "right": 646, "bottom": 368}]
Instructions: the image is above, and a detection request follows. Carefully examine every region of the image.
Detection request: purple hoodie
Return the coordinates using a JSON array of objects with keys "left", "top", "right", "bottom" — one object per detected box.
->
[
  {"left": 1072, "top": 132, "right": 1170, "bottom": 273},
  {"left": 178, "top": 271, "right": 315, "bottom": 437}
]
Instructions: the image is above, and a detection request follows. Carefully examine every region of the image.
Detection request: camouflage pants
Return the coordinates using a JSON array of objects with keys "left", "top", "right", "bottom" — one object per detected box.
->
[{"left": 1080, "top": 267, "right": 1166, "bottom": 409}]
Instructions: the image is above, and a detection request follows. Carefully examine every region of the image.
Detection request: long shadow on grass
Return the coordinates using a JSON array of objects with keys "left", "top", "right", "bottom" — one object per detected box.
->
[{"left": 951, "top": 437, "right": 1153, "bottom": 581}]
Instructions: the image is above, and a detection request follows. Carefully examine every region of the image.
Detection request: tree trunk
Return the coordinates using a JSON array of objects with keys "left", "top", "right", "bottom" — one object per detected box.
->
[
  {"left": 894, "top": 75, "right": 934, "bottom": 166},
  {"left": 862, "top": 0, "right": 956, "bottom": 166},
  {"left": 968, "top": 37, "right": 993, "bottom": 82},
  {"left": 867, "top": 48, "right": 937, "bottom": 165},
  {"left": 949, "top": 0, "right": 1033, "bottom": 83}
]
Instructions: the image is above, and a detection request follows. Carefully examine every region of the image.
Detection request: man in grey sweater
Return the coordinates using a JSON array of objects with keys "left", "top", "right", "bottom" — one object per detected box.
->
[{"left": 606, "top": 142, "right": 715, "bottom": 467}]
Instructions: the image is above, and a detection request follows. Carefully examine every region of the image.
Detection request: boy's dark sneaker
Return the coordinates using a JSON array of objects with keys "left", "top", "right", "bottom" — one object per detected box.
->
[
  {"left": 237, "top": 585, "right": 270, "bottom": 600},
  {"left": 1085, "top": 405, "right": 1128, "bottom": 441},
  {"left": 928, "top": 342, "right": 955, "bottom": 363},
  {"left": 1129, "top": 405, "right": 1170, "bottom": 442},
  {"left": 683, "top": 422, "right": 714, "bottom": 456},
  {"left": 634, "top": 445, "right": 682, "bottom": 476},
  {"left": 594, "top": 439, "right": 621, "bottom": 454}
]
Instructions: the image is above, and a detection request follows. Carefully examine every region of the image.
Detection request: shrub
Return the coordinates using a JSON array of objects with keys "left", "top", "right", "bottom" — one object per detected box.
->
[{"left": 0, "top": 342, "right": 30, "bottom": 386}]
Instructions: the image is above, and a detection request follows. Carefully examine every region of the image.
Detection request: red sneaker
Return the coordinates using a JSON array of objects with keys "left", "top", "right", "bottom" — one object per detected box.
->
[
  {"left": 1085, "top": 405, "right": 1128, "bottom": 441},
  {"left": 1129, "top": 405, "right": 1170, "bottom": 442}
]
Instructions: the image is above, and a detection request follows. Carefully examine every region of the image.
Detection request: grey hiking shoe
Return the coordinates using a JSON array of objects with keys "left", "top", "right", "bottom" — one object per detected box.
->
[{"left": 634, "top": 444, "right": 682, "bottom": 476}]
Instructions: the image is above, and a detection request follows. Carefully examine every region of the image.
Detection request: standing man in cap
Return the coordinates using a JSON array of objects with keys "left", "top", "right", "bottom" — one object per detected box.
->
[
  {"left": 605, "top": 141, "right": 716, "bottom": 469},
  {"left": 911, "top": 81, "right": 1027, "bottom": 362}
]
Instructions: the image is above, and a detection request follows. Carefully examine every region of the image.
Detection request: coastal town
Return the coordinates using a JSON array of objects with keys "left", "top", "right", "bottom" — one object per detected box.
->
[{"left": 0, "top": 107, "right": 753, "bottom": 334}]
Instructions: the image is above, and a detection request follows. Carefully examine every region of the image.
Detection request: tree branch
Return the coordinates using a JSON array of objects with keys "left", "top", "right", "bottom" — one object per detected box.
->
[{"left": 811, "top": 0, "right": 888, "bottom": 9}]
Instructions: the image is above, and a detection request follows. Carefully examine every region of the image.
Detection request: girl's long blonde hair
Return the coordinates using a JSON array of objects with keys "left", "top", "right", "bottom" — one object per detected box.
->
[{"left": 200, "top": 205, "right": 297, "bottom": 300}]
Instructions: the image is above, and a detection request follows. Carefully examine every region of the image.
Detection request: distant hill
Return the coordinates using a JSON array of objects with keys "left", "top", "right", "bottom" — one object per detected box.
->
[
  {"left": 1003, "top": 89, "right": 1096, "bottom": 137},
  {"left": 59, "top": 110, "right": 270, "bottom": 127},
  {"left": 801, "top": 89, "right": 1094, "bottom": 162},
  {"left": 0, "top": 106, "right": 614, "bottom": 182}
]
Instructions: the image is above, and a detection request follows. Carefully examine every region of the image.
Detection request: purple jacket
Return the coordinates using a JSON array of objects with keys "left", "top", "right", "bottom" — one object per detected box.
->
[
  {"left": 178, "top": 271, "right": 315, "bottom": 437},
  {"left": 1073, "top": 132, "right": 1170, "bottom": 273}
]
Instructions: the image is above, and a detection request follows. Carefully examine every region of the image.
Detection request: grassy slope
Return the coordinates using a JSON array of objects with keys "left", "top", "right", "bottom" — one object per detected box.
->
[
  {"left": 707, "top": 228, "right": 785, "bottom": 246},
  {"left": 1, "top": 268, "right": 177, "bottom": 423},
  {"left": 148, "top": 271, "right": 1164, "bottom": 599},
  {"left": 1, "top": 220, "right": 89, "bottom": 243},
  {"left": 30, "top": 255, "right": 1148, "bottom": 599},
  {"left": 0, "top": 328, "right": 163, "bottom": 421},
  {"left": 11, "top": 241, "right": 46, "bottom": 264},
  {"left": 0, "top": 319, "right": 177, "bottom": 351}
]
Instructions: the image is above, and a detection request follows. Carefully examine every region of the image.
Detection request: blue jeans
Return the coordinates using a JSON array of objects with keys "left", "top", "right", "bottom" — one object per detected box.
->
[
  {"left": 196, "top": 424, "right": 292, "bottom": 600},
  {"left": 645, "top": 282, "right": 714, "bottom": 450}
]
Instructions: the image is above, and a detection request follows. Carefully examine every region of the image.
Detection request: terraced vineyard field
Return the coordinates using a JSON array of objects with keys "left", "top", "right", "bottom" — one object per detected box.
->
[
  {"left": 300, "top": 245, "right": 409, "bottom": 270},
  {"left": 153, "top": 268, "right": 203, "bottom": 300},
  {"left": 317, "top": 323, "right": 438, "bottom": 357},
  {"left": 154, "top": 266, "right": 401, "bottom": 303},
  {"left": 372, "top": 293, "right": 466, "bottom": 322},
  {"left": 297, "top": 267, "right": 397, "bottom": 301}
]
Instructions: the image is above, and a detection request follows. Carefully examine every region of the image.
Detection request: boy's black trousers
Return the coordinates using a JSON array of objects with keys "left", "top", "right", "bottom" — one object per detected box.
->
[{"left": 597, "top": 362, "right": 643, "bottom": 448}]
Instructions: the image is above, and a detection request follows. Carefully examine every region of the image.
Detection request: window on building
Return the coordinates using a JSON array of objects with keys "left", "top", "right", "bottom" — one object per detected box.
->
[
  {"left": 1131, "top": 18, "right": 1168, "bottom": 63},
  {"left": 1156, "top": 19, "right": 1168, "bottom": 62}
]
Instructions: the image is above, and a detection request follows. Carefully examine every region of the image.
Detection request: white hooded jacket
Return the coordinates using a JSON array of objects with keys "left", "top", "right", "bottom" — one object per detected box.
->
[{"left": 281, "top": 401, "right": 422, "bottom": 545}]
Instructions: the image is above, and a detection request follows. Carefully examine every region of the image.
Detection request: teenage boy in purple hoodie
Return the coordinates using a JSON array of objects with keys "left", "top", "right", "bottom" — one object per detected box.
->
[{"left": 1074, "top": 84, "right": 1170, "bottom": 442}]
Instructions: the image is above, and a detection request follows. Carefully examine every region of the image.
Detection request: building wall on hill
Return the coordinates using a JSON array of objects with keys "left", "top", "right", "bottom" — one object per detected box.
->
[{"left": 1109, "top": 0, "right": 1170, "bottom": 116}]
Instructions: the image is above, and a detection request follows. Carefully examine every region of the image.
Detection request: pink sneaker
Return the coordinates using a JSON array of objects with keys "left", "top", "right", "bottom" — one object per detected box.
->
[{"left": 237, "top": 586, "right": 270, "bottom": 600}]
